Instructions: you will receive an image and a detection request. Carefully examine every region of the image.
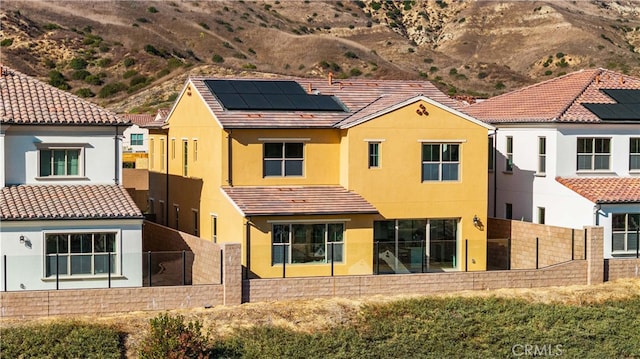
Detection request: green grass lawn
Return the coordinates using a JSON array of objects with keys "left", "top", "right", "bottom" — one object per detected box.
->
[{"left": 2, "top": 295, "right": 639, "bottom": 358}]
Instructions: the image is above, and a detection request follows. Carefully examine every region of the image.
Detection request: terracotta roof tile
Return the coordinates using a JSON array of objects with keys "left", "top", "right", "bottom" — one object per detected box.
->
[
  {"left": 1, "top": 67, "right": 127, "bottom": 126},
  {"left": 189, "top": 77, "right": 459, "bottom": 129},
  {"left": 119, "top": 113, "right": 156, "bottom": 127},
  {"left": 556, "top": 177, "right": 640, "bottom": 204},
  {"left": 0, "top": 185, "right": 144, "bottom": 220},
  {"left": 463, "top": 68, "right": 640, "bottom": 123},
  {"left": 222, "top": 186, "right": 378, "bottom": 216}
]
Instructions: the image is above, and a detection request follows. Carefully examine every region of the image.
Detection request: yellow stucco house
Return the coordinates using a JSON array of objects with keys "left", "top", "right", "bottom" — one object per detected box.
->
[{"left": 146, "top": 76, "right": 493, "bottom": 278}]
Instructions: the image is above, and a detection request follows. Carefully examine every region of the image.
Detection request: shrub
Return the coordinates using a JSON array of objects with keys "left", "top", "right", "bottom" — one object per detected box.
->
[
  {"left": 495, "top": 81, "right": 506, "bottom": 89},
  {"left": 99, "top": 82, "right": 126, "bottom": 98},
  {"left": 48, "top": 70, "right": 70, "bottom": 90},
  {"left": 96, "top": 58, "right": 112, "bottom": 67},
  {"left": 123, "top": 69, "right": 138, "bottom": 79},
  {"left": 199, "top": 22, "right": 210, "bottom": 30},
  {"left": 137, "top": 313, "right": 208, "bottom": 359},
  {"left": 449, "top": 68, "right": 458, "bottom": 75},
  {"left": 167, "top": 58, "right": 183, "bottom": 69},
  {"left": 71, "top": 69, "right": 91, "bottom": 80},
  {"left": 233, "top": 52, "right": 247, "bottom": 59},
  {"left": 84, "top": 75, "right": 103, "bottom": 86},
  {"left": 1, "top": 38, "right": 14, "bottom": 47},
  {"left": 144, "top": 44, "right": 162, "bottom": 56},
  {"left": 147, "top": 6, "right": 158, "bottom": 13},
  {"left": 69, "top": 57, "right": 88, "bottom": 70},
  {"left": 75, "top": 88, "right": 95, "bottom": 98},
  {"left": 156, "top": 68, "right": 170, "bottom": 78},
  {"left": 350, "top": 68, "right": 362, "bottom": 76},
  {"left": 212, "top": 54, "right": 224, "bottom": 63},
  {"left": 371, "top": 1, "right": 382, "bottom": 10},
  {"left": 242, "top": 63, "right": 257, "bottom": 69},
  {"left": 136, "top": 17, "right": 150, "bottom": 23},
  {"left": 344, "top": 51, "right": 358, "bottom": 59},
  {"left": 44, "top": 59, "right": 56, "bottom": 68},
  {"left": 123, "top": 57, "right": 136, "bottom": 67},
  {"left": 130, "top": 75, "right": 149, "bottom": 87},
  {"left": 43, "top": 23, "right": 61, "bottom": 30}
]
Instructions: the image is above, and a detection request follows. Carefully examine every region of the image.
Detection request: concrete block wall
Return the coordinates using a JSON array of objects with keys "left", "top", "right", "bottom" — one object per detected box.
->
[
  {"left": 606, "top": 258, "right": 640, "bottom": 281},
  {"left": 143, "top": 221, "right": 221, "bottom": 285}
]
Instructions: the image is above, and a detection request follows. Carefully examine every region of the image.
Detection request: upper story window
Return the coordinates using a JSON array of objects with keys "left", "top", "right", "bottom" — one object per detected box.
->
[
  {"left": 538, "top": 137, "right": 546, "bottom": 174},
  {"left": 488, "top": 136, "right": 495, "bottom": 171},
  {"left": 193, "top": 139, "right": 198, "bottom": 161},
  {"left": 505, "top": 136, "right": 513, "bottom": 172},
  {"left": 421, "top": 143, "right": 459, "bottom": 181},
  {"left": 160, "top": 139, "right": 165, "bottom": 171},
  {"left": 45, "top": 232, "right": 117, "bottom": 277},
  {"left": 149, "top": 139, "right": 154, "bottom": 170},
  {"left": 368, "top": 142, "right": 380, "bottom": 168},
  {"left": 630, "top": 138, "right": 640, "bottom": 171},
  {"left": 264, "top": 142, "right": 304, "bottom": 177},
  {"left": 182, "top": 140, "right": 188, "bottom": 177},
  {"left": 39, "top": 147, "right": 82, "bottom": 177},
  {"left": 131, "top": 134, "right": 143, "bottom": 146},
  {"left": 577, "top": 138, "right": 610, "bottom": 171}
]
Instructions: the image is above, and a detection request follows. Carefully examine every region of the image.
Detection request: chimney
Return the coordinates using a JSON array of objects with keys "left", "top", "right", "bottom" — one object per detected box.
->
[
  {"left": 619, "top": 76, "right": 624, "bottom": 85},
  {"left": 328, "top": 71, "right": 333, "bottom": 85},
  {"left": 308, "top": 82, "right": 312, "bottom": 93},
  {"left": 595, "top": 75, "right": 600, "bottom": 84}
]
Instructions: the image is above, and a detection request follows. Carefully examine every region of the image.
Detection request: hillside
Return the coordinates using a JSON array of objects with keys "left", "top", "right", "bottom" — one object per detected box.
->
[{"left": 1, "top": 0, "right": 640, "bottom": 113}]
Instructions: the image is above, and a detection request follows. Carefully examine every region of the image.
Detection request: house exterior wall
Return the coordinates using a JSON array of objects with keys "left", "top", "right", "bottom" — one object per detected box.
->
[
  {"left": 0, "top": 219, "right": 143, "bottom": 291},
  {"left": 122, "top": 124, "right": 149, "bottom": 153},
  {"left": 344, "top": 100, "right": 491, "bottom": 271},
  {"left": 3, "top": 125, "right": 124, "bottom": 186}
]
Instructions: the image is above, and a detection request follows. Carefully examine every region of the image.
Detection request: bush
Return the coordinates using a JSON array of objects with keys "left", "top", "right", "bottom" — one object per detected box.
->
[
  {"left": 0, "top": 321, "right": 122, "bottom": 358},
  {"left": 123, "top": 69, "right": 138, "bottom": 79},
  {"left": 144, "top": 44, "right": 162, "bottom": 56},
  {"left": 137, "top": 313, "right": 208, "bottom": 359},
  {"left": 242, "top": 63, "right": 257, "bottom": 69},
  {"left": 96, "top": 58, "right": 112, "bottom": 67},
  {"left": 43, "top": 23, "right": 61, "bottom": 30},
  {"left": 48, "top": 70, "right": 70, "bottom": 90},
  {"left": 69, "top": 57, "right": 88, "bottom": 70},
  {"left": 1, "top": 38, "right": 13, "bottom": 47},
  {"left": 123, "top": 57, "right": 136, "bottom": 67},
  {"left": 99, "top": 82, "right": 127, "bottom": 98},
  {"left": 130, "top": 75, "right": 149, "bottom": 87},
  {"left": 495, "top": 81, "right": 506, "bottom": 89},
  {"left": 350, "top": 68, "right": 362, "bottom": 76},
  {"left": 84, "top": 75, "right": 103, "bottom": 86},
  {"left": 75, "top": 88, "right": 95, "bottom": 98},
  {"left": 71, "top": 69, "right": 91, "bottom": 80},
  {"left": 212, "top": 54, "right": 224, "bottom": 63},
  {"left": 148, "top": 6, "right": 158, "bottom": 13},
  {"left": 344, "top": 51, "right": 358, "bottom": 59}
]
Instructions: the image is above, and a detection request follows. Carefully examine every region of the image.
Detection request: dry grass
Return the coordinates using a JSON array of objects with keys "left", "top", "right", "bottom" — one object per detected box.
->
[{"left": 2, "top": 278, "right": 640, "bottom": 357}]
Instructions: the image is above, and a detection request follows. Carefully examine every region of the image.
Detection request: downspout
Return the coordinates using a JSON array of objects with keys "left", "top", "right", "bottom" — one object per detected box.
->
[
  {"left": 114, "top": 125, "right": 120, "bottom": 185},
  {"left": 593, "top": 204, "right": 601, "bottom": 226},
  {"left": 165, "top": 132, "right": 170, "bottom": 225},
  {"left": 245, "top": 216, "right": 251, "bottom": 279},
  {"left": 227, "top": 130, "right": 233, "bottom": 187},
  {"left": 493, "top": 128, "right": 498, "bottom": 218}
]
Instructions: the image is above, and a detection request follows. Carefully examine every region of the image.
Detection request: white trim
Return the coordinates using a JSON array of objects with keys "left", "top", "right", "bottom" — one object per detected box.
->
[
  {"left": 258, "top": 138, "right": 311, "bottom": 142},
  {"left": 267, "top": 218, "right": 352, "bottom": 224},
  {"left": 417, "top": 139, "right": 467, "bottom": 143},
  {"left": 363, "top": 139, "right": 386, "bottom": 142}
]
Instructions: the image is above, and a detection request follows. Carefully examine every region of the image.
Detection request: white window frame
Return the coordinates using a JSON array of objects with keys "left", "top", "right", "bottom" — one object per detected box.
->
[
  {"left": 36, "top": 144, "right": 86, "bottom": 179},
  {"left": 182, "top": 139, "right": 188, "bottom": 177},
  {"left": 577, "top": 137, "right": 610, "bottom": 172},
  {"left": 43, "top": 230, "right": 120, "bottom": 279},
  {"left": 263, "top": 142, "right": 304, "bottom": 177},
  {"left": 131, "top": 133, "right": 143, "bottom": 146},
  {"left": 271, "top": 222, "right": 345, "bottom": 265},
  {"left": 505, "top": 136, "right": 513, "bottom": 172},
  {"left": 421, "top": 143, "right": 460, "bottom": 182},
  {"left": 211, "top": 214, "right": 218, "bottom": 243},
  {"left": 537, "top": 137, "right": 546, "bottom": 175},
  {"left": 537, "top": 207, "right": 545, "bottom": 224},
  {"left": 149, "top": 138, "right": 154, "bottom": 170},
  {"left": 368, "top": 141, "right": 381, "bottom": 168},
  {"left": 160, "top": 139, "right": 166, "bottom": 171},
  {"left": 193, "top": 139, "right": 198, "bottom": 161},
  {"left": 630, "top": 138, "right": 640, "bottom": 171},
  {"left": 612, "top": 213, "right": 640, "bottom": 255}
]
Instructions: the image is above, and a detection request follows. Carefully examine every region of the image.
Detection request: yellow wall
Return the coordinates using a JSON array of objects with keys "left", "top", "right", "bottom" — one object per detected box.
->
[{"left": 342, "top": 99, "right": 490, "bottom": 271}]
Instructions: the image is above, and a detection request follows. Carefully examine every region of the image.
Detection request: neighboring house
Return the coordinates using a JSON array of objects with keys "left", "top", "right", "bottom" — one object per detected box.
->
[
  {"left": 120, "top": 113, "right": 154, "bottom": 169},
  {"left": 147, "top": 75, "right": 493, "bottom": 278},
  {"left": 0, "top": 67, "right": 144, "bottom": 290},
  {"left": 464, "top": 68, "right": 640, "bottom": 259}
]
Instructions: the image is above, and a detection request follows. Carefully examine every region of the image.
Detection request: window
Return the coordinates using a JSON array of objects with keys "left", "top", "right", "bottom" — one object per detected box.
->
[
  {"left": 488, "top": 136, "right": 494, "bottom": 171},
  {"left": 211, "top": 215, "right": 218, "bottom": 243},
  {"left": 537, "top": 207, "right": 545, "bottom": 224},
  {"left": 421, "top": 143, "right": 459, "bottom": 181},
  {"left": 39, "top": 148, "right": 81, "bottom": 177},
  {"left": 192, "top": 209, "right": 199, "bottom": 236},
  {"left": 182, "top": 140, "right": 188, "bottom": 177},
  {"left": 612, "top": 213, "right": 639, "bottom": 255},
  {"left": 505, "top": 203, "right": 513, "bottom": 220},
  {"left": 149, "top": 138, "right": 154, "bottom": 170},
  {"left": 272, "top": 223, "right": 344, "bottom": 264},
  {"left": 577, "top": 138, "right": 610, "bottom": 171},
  {"left": 160, "top": 139, "right": 165, "bottom": 171},
  {"left": 131, "top": 133, "right": 143, "bottom": 146},
  {"left": 171, "top": 138, "right": 176, "bottom": 159},
  {"left": 148, "top": 198, "right": 154, "bottom": 214},
  {"left": 193, "top": 139, "right": 198, "bottom": 161},
  {"left": 368, "top": 142, "right": 380, "bottom": 168},
  {"left": 263, "top": 142, "right": 303, "bottom": 177},
  {"left": 505, "top": 136, "right": 513, "bottom": 172},
  {"left": 174, "top": 205, "right": 179, "bottom": 229},
  {"left": 630, "top": 138, "right": 640, "bottom": 171},
  {"left": 538, "top": 137, "right": 546, "bottom": 174},
  {"left": 45, "top": 232, "right": 117, "bottom": 277}
]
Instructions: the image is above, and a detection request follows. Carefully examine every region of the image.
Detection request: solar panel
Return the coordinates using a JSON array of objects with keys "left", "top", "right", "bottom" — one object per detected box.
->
[
  {"left": 602, "top": 89, "right": 640, "bottom": 104},
  {"left": 203, "top": 79, "right": 346, "bottom": 112},
  {"left": 583, "top": 103, "right": 640, "bottom": 120}
]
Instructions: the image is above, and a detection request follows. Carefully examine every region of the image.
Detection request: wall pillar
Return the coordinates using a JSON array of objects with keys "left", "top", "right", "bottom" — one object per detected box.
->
[
  {"left": 585, "top": 226, "right": 604, "bottom": 285},
  {"left": 221, "top": 243, "right": 242, "bottom": 305}
]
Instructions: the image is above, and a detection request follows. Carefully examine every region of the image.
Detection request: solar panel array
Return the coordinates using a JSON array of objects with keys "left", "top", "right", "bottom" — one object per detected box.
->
[
  {"left": 204, "top": 80, "right": 346, "bottom": 112},
  {"left": 583, "top": 89, "right": 640, "bottom": 121}
]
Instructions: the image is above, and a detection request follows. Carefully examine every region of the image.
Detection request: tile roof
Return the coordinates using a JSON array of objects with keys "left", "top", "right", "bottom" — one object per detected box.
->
[
  {"left": 189, "top": 76, "right": 460, "bottom": 129},
  {"left": 556, "top": 177, "right": 640, "bottom": 204},
  {"left": 222, "top": 186, "right": 378, "bottom": 216},
  {"left": 0, "top": 66, "right": 127, "bottom": 126},
  {"left": 119, "top": 113, "right": 156, "bottom": 127},
  {"left": 463, "top": 68, "right": 640, "bottom": 123},
  {"left": 0, "top": 185, "right": 144, "bottom": 220}
]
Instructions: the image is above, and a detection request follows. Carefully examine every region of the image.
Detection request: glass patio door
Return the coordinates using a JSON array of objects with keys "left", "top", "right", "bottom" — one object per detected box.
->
[{"left": 374, "top": 220, "right": 427, "bottom": 274}]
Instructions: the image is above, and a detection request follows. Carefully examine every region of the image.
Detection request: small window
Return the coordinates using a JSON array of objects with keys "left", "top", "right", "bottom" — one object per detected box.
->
[
  {"left": 537, "top": 207, "right": 545, "bottom": 224},
  {"left": 148, "top": 198, "right": 154, "bottom": 214},
  {"left": 160, "top": 139, "right": 165, "bottom": 171},
  {"left": 538, "top": 137, "right": 546, "bottom": 174},
  {"left": 488, "top": 136, "right": 495, "bottom": 171},
  {"left": 131, "top": 133, "right": 143, "bottom": 146},
  {"left": 263, "top": 142, "right": 304, "bottom": 177},
  {"left": 577, "top": 137, "right": 610, "bottom": 171},
  {"left": 173, "top": 205, "right": 179, "bottom": 229},
  {"left": 39, "top": 148, "right": 82, "bottom": 177},
  {"left": 421, "top": 143, "right": 460, "bottom": 181},
  {"left": 211, "top": 215, "right": 218, "bottom": 243},
  {"left": 149, "top": 138, "right": 154, "bottom": 170},
  {"left": 612, "top": 213, "right": 640, "bottom": 255},
  {"left": 171, "top": 138, "right": 176, "bottom": 159},
  {"left": 192, "top": 209, "right": 199, "bottom": 237},
  {"left": 182, "top": 140, "right": 188, "bottom": 177},
  {"left": 368, "top": 142, "right": 380, "bottom": 168},
  {"left": 505, "top": 136, "right": 513, "bottom": 172},
  {"left": 630, "top": 138, "right": 640, "bottom": 171},
  {"left": 505, "top": 203, "right": 513, "bottom": 220},
  {"left": 193, "top": 139, "right": 198, "bottom": 161}
]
